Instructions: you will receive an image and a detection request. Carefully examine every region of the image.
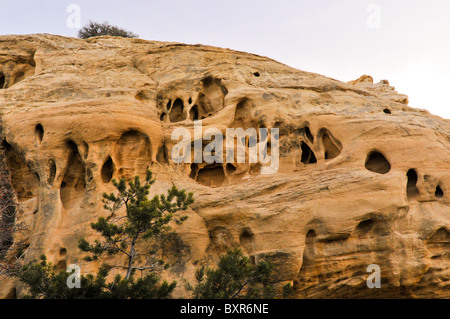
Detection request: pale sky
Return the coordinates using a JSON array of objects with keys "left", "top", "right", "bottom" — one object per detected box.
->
[{"left": 1, "top": 0, "right": 449, "bottom": 119}]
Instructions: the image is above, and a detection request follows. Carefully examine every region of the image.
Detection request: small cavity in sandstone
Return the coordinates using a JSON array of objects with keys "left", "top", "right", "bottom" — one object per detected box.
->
[
  {"left": 304, "top": 126, "right": 314, "bottom": 143},
  {"left": 169, "top": 98, "right": 186, "bottom": 122},
  {"left": 406, "top": 169, "right": 419, "bottom": 199},
  {"left": 301, "top": 142, "right": 317, "bottom": 164},
  {"left": 101, "top": 157, "right": 114, "bottom": 183},
  {"left": 47, "top": 159, "right": 56, "bottom": 185},
  {"left": 189, "top": 105, "right": 199, "bottom": 121},
  {"left": 383, "top": 108, "right": 392, "bottom": 114},
  {"left": 35, "top": 124, "right": 44, "bottom": 145},
  {"left": 196, "top": 164, "right": 225, "bottom": 187},
  {"left": 60, "top": 140, "right": 86, "bottom": 209},
  {"left": 365, "top": 151, "right": 390, "bottom": 174},
  {"left": 80, "top": 142, "right": 89, "bottom": 159},
  {"left": 0, "top": 72, "right": 5, "bottom": 89},
  {"left": 320, "top": 129, "right": 342, "bottom": 160},
  {"left": 240, "top": 229, "right": 255, "bottom": 255},
  {"left": 435, "top": 185, "right": 444, "bottom": 198}
]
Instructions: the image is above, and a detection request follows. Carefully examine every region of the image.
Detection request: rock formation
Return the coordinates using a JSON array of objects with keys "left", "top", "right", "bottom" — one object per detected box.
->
[{"left": 0, "top": 34, "right": 448, "bottom": 298}]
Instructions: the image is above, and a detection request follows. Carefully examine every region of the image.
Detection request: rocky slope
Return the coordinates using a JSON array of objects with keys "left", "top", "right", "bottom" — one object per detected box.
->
[{"left": 0, "top": 34, "right": 448, "bottom": 298}]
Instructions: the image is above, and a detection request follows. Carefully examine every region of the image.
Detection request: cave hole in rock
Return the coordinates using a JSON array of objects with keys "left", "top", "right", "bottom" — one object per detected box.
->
[
  {"left": 59, "top": 248, "right": 67, "bottom": 257},
  {"left": 101, "top": 157, "right": 114, "bottom": 183},
  {"left": 435, "top": 185, "right": 444, "bottom": 198},
  {"left": 189, "top": 105, "right": 199, "bottom": 121},
  {"left": 13, "top": 71, "right": 25, "bottom": 85},
  {"left": 429, "top": 227, "right": 449, "bottom": 242},
  {"left": 189, "top": 163, "right": 199, "bottom": 179},
  {"left": 47, "top": 159, "right": 56, "bottom": 185},
  {"left": 114, "top": 130, "right": 152, "bottom": 180},
  {"left": 226, "top": 163, "right": 237, "bottom": 174},
  {"left": 406, "top": 169, "right": 419, "bottom": 198},
  {"left": 169, "top": 98, "right": 186, "bottom": 122},
  {"left": 80, "top": 142, "right": 89, "bottom": 159},
  {"left": 188, "top": 97, "right": 192, "bottom": 104},
  {"left": 365, "top": 151, "right": 390, "bottom": 174},
  {"left": 156, "top": 145, "right": 169, "bottom": 164},
  {"left": 196, "top": 76, "right": 228, "bottom": 119},
  {"left": 35, "top": 124, "right": 44, "bottom": 145},
  {"left": 320, "top": 129, "right": 342, "bottom": 160},
  {"left": 196, "top": 164, "right": 225, "bottom": 187},
  {"left": 253, "top": 72, "right": 260, "bottom": 77},
  {"left": 383, "top": 108, "right": 392, "bottom": 114},
  {"left": 240, "top": 229, "right": 255, "bottom": 255},
  {"left": 0, "top": 72, "right": 5, "bottom": 89},
  {"left": 135, "top": 90, "right": 149, "bottom": 102},
  {"left": 60, "top": 140, "right": 86, "bottom": 209},
  {"left": 304, "top": 126, "right": 314, "bottom": 143},
  {"left": 3, "top": 140, "right": 39, "bottom": 202},
  {"left": 160, "top": 113, "right": 167, "bottom": 121},
  {"left": 354, "top": 219, "right": 375, "bottom": 237},
  {"left": 166, "top": 100, "right": 172, "bottom": 110},
  {"left": 305, "top": 229, "right": 317, "bottom": 244},
  {"left": 301, "top": 142, "right": 317, "bottom": 164}
]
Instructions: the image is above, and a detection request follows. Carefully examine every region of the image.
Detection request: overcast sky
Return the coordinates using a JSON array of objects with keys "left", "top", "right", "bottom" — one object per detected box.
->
[{"left": 1, "top": 0, "right": 449, "bottom": 119}]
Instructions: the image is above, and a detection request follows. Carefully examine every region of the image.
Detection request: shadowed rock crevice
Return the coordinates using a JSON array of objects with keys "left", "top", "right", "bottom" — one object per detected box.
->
[
  {"left": 101, "top": 157, "right": 114, "bottom": 183},
  {"left": 169, "top": 98, "right": 187, "bottom": 123},
  {"left": 0, "top": 72, "right": 5, "bottom": 89},
  {"left": 365, "top": 151, "right": 390, "bottom": 174},
  {"left": 114, "top": 130, "right": 151, "bottom": 180},
  {"left": 319, "top": 128, "right": 342, "bottom": 160},
  {"left": 60, "top": 141, "right": 86, "bottom": 210},
  {"left": 407, "top": 169, "right": 419, "bottom": 199},
  {"left": 435, "top": 185, "right": 443, "bottom": 199},
  {"left": 195, "top": 164, "right": 225, "bottom": 188},
  {"left": 47, "top": 159, "right": 56, "bottom": 185},
  {"left": 2, "top": 140, "right": 39, "bottom": 202},
  {"left": 301, "top": 142, "right": 317, "bottom": 164},
  {"left": 35, "top": 124, "right": 44, "bottom": 145}
]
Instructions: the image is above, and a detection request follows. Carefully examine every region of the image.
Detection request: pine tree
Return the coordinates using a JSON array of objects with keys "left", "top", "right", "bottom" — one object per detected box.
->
[
  {"left": 186, "top": 249, "right": 274, "bottom": 299},
  {"left": 79, "top": 169, "right": 193, "bottom": 279},
  {"left": 15, "top": 169, "right": 194, "bottom": 298}
]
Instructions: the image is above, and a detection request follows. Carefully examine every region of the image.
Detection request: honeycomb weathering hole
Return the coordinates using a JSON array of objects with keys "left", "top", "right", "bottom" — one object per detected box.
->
[
  {"left": 301, "top": 142, "right": 317, "bottom": 164},
  {"left": 320, "top": 129, "right": 342, "bottom": 160},
  {"left": 169, "top": 98, "right": 186, "bottom": 122},
  {"left": 239, "top": 229, "right": 255, "bottom": 254},
  {"left": 101, "top": 157, "right": 114, "bottom": 183},
  {"left": 0, "top": 72, "right": 5, "bottom": 89},
  {"left": 189, "top": 105, "right": 199, "bottom": 121},
  {"left": 406, "top": 169, "right": 419, "bottom": 199},
  {"left": 304, "top": 126, "right": 314, "bottom": 143},
  {"left": 365, "top": 151, "right": 390, "bottom": 174},
  {"left": 114, "top": 130, "right": 152, "bottom": 180},
  {"left": 60, "top": 141, "right": 86, "bottom": 209},
  {"left": 195, "top": 164, "right": 225, "bottom": 187},
  {"left": 47, "top": 159, "right": 56, "bottom": 185},
  {"left": 35, "top": 124, "right": 44, "bottom": 145},
  {"left": 435, "top": 185, "right": 444, "bottom": 198}
]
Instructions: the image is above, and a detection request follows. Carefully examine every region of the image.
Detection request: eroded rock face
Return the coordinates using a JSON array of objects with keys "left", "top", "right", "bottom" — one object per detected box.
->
[{"left": 0, "top": 34, "right": 449, "bottom": 298}]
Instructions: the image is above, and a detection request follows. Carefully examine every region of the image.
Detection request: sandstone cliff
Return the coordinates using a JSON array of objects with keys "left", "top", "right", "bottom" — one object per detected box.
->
[{"left": 0, "top": 34, "right": 448, "bottom": 298}]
